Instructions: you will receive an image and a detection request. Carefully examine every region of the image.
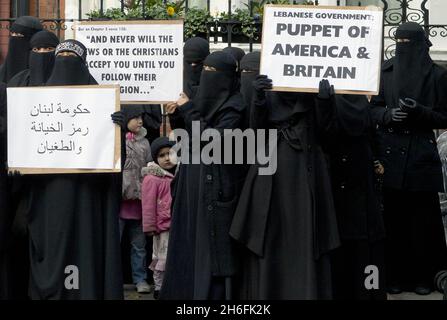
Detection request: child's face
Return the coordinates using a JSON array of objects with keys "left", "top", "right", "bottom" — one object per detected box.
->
[
  {"left": 157, "top": 147, "right": 175, "bottom": 170},
  {"left": 127, "top": 116, "right": 143, "bottom": 133}
]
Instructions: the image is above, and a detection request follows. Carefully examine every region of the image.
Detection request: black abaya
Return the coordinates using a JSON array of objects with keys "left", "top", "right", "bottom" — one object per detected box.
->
[
  {"left": 370, "top": 23, "right": 447, "bottom": 290},
  {"left": 230, "top": 90, "right": 340, "bottom": 299},
  {"left": 160, "top": 106, "right": 201, "bottom": 300},
  {"left": 2, "top": 31, "right": 60, "bottom": 300},
  {"left": 162, "top": 52, "right": 245, "bottom": 300},
  {"left": 26, "top": 42, "right": 123, "bottom": 299},
  {"left": 315, "top": 94, "right": 387, "bottom": 300}
]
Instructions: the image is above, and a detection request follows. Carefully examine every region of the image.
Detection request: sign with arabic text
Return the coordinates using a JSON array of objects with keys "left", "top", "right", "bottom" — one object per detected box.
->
[{"left": 7, "top": 85, "right": 121, "bottom": 174}]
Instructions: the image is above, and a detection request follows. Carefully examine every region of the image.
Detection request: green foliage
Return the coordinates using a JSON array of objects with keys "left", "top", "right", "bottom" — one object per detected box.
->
[
  {"left": 146, "top": 1, "right": 184, "bottom": 20},
  {"left": 87, "top": 0, "right": 184, "bottom": 20},
  {"left": 86, "top": 8, "right": 126, "bottom": 20},
  {"left": 220, "top": 9, "right": 257, "bottom": 39},
  {"left": 246, "top": 0, "right": 291, "bottom": 17},
  {"left": 184, "top": 8, "right": 214, "bottom": 39}
]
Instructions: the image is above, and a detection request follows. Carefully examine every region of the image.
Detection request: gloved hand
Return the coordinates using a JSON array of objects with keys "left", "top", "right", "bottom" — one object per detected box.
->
[
  {"left": 383, "top": 107, "right": 408, "bottom": 125},
  {"left": 391, "top": 108, "right": 409, "bottom": 122},
  {"left": 253, "top": 75, "right": 272, "bottom": 100},
  {"left": 111, "top": 111, "right": 126, "bottom": 129},
  {"left": 318, "top": 79, "right": 335, "bottom": 100},
  {"left": 399, "top": 98, "right": 419, "bottom": 113}
]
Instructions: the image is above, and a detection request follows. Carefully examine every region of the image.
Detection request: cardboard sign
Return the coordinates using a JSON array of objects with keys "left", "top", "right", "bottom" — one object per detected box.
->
[
  {"left": 75, "top": 20, "right": 183, "bottom": 103},
  {"left": 260, "top": 5, "right": 383, "bottom": 95},
  {"left": 7, "top": 85, "right": 121, "bottom": 174}
]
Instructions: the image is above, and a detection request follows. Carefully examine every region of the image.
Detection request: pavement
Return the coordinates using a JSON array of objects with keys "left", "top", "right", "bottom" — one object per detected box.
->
[
  {"left": 124, "top": 284, "right": 154, "bottom": 300},
  {"left": 123, "top": 284, "right": 444, "bottom": 301},
  {"left": 388, "top": 291, "right": 444, "bottom": 300}
]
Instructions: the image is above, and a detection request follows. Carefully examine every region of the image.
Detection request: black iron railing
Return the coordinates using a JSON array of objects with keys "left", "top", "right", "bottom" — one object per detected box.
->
[{"left": 2, "top": 0, "right": 447, "bottom": 55}]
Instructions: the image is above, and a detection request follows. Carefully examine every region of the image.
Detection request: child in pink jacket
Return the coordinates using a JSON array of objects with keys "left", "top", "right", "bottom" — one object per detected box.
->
[{"left": 141, "top": 137, "right": 177, "bottom": 299}]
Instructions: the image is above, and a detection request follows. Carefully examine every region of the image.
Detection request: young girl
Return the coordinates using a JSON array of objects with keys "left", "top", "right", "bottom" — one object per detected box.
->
[
  {"left": 141, "top": 137, "right": 177, "bottom": 299},
  {"left": 113, "top": 106, "right": 152, "bottom": 294}
]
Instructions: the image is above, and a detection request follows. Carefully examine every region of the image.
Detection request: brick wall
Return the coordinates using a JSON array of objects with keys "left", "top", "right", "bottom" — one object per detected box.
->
[
  {"left": 0, "top": 1, "right": 65, "bottom": 65},
  {"left": 0, "top": 0, "right": 11, "bottom": 64},
  {"left": 29, "top": 0, "right": 63, "bottom": 18},
  {"left": 29, "top": 0, "right": 65, "bottom": 39}
]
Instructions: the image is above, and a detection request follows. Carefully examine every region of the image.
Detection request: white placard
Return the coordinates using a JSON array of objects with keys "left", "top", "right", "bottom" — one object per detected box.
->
[
  {"left": 260, "top": 5, "right": 383, "bottom": 94},
  {"left": 74, "top": 21, "right": 184, "bottom": 103},
  {"left": 7, "top": 86, "right": 120, "bottom": 173}
]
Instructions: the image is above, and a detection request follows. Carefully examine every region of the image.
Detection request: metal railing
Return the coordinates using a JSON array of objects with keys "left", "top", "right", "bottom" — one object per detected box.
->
[{"left": 2, "top": 0, "right": 447, "bottom": 54}]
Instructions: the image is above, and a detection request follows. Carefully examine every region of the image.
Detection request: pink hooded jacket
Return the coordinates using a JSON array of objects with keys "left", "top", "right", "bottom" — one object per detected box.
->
[{"left": 141, "top": 162, "right": 174, "bottom": 233}]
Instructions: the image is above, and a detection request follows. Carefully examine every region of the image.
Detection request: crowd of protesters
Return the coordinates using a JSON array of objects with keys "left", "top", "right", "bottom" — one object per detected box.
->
[{"left": 0, "top": 16, "right": 446, "bottom": 300}]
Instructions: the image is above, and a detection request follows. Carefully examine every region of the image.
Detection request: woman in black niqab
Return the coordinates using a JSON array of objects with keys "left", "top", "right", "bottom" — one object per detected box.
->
[
  {"left": 8, "top": 30, "right": 59, "bottom": 87},
  {"left": 230, "top": 76, "right": 340, "bottom": 299},
  {"left": 183, "top": 37, "right": 210, "bottom": 99},
  {"left": 195, "top": 51, "right": 242, "bottom": 123},
  {"left": 161, "top": 51, "right": 245, "bottom": 300},
  {"left": 3, "top": 30, "right": 59, "bottom": 300},
  {"left": 370, "top": 22, "right": 447, "bottom": 294},
  {"left": 315, "top": 89, "right": 387, "bottom": 300},
  {"left": 26, "top": 40, "right": 123, "bottom": 299},
  {"left": 194, "top": 51, "right": 246, "bottom": 300},
  {"left": 392, "top": 22, "right": 434, "bottom": 103},
  {"left": 46, "top": 40, "right": 97, "bottom": 85},
  {"left": 169, "top": 37, "right": 210, "bottom": 130},
  {"left": 0, "top": 16, "right": 43, "bottom": 83}
]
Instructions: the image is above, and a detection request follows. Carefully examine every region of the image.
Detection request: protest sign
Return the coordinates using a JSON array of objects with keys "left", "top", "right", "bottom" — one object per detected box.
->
[
  {"left": 74, "top": 20, "right": 183, "bottom": 103},
  {"left": 7, "top": 85, "right": 121, "bottom": 174},
  {"left": 260, "top": 5, "right": 383, "bottom": 95}
]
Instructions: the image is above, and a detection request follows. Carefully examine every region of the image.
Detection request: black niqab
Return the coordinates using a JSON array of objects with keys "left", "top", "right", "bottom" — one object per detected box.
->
[
  {"left": 46, "top": 40, "right": 96, "bottom": 86},
  {"left": 183, "top": 37, "right": 209, "bottom": 98},
  {"left": 393, "top": 22, "right": 434, "bottom": 102},
  {"left": 195, "top": 51, "right": 240, "bottom": 123},
  {"left": 10, "top": 16, "right": 43, "bottom": 38},
  {"left": 0, "top": 16, "right": 43, "bottom": 83},
  {"left": 29, "top": 55, "right": 55, "bottom": 86},
  {"left": 15, "top": 30, "right": 60, "bottom": 86},
  {"left": 46, "top": 56, "right": 96, "bottom": 85}
]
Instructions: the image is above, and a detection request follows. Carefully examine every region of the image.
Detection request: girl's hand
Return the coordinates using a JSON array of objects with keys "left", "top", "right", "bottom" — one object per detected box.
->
[
  {"left": 166, "top": 102, "right": 178, "bottom": 114},
  {"left": 176, "top": 92, "right": 190, "bottom": 107}
]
